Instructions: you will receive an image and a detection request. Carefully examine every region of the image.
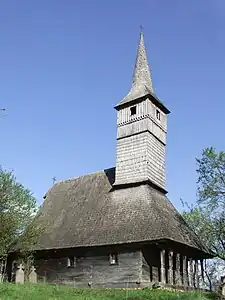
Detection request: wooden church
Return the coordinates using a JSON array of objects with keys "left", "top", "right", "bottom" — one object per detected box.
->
[{"left": 10, "top": 32, "right": 213, "bottom": 288}]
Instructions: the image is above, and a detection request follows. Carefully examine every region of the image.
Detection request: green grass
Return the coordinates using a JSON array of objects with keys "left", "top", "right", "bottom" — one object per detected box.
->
[{"left": 0, "top": 284, "right": 217, "bottom": 300}]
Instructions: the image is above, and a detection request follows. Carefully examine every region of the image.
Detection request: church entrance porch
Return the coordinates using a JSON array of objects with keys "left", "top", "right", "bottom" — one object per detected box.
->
[{"left": 142, "top": 240, "right": 211, "bottom": 290}]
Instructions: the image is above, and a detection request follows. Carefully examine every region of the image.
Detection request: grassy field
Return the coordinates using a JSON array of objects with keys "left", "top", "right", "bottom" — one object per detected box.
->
[{"left": 0, "top": 284, "right": 218, "bottom": 300}]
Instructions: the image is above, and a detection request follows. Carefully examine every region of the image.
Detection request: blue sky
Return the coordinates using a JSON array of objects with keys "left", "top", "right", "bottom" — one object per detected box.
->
[{"left": 1, "top": 0, "right": 225, "bottom": 210}]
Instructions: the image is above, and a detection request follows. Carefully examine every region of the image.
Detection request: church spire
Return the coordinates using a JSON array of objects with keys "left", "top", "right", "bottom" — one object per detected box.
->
[
  {"left": 118, "top": 30, "right": 154, "bottom": 106},
  {"left": 132, "top": 30, "right": 154, "bottom": 93},
  {"left": 114, "top": 29, "right": 170, "bottom": 190}
]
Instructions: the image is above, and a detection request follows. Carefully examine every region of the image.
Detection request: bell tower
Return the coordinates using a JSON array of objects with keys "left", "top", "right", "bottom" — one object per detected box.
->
[{"left": 114, "top": 31, "right": 170, "bottom": 192}]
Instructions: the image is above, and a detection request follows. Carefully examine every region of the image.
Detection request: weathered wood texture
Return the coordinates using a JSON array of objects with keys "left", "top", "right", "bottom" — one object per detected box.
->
[
  {"left": 141, "top": 246, "right": 200, "bottom": 288},
  {"left": 9, "top": 242, "right": 206, "bottom": 289},
  {"left": 115, "top": 98, "right": 167, "bottom": 189},
  {"left": 168, "top": 251, "right": 173, "bottom": 284},
  {"left": 35, "top": 249, "right": 142, "bottom": 288},
  {"left": 182, "top": 255, "right": 188, "bottom": 287},
  {"left": 142, "top": 245, "right": 160, "bottom": 284}
]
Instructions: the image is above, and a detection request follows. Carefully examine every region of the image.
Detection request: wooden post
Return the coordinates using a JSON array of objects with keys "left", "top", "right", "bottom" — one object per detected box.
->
[
  {"left": 189, "top": 258, "right": 194, "bottom": 287},
  {"left": 15, "top": 264, "right": 24, "bottom": 284},
  {"left": 200, "top": 259, "right": 205, "bottom": 288},
  {"left": 168, "top": 251, "right": 173, "bottom": 285},
  {"left": 175, "top": 253, "right": 181, "bottom": 286},
  {"left": 160, "top": 249, "right": 166, "bottom": 284},
  {"left": 43, "top": 271, "right": 47, "bottom": 284},
  {"left": 182, "top": 256, "right": 187, "bottom": 287},
  {"left": 0, "top": 260, "right": 3, "bottom": 283},
  {"left": 0, "top": 259, "right": 7, "bottom": 283},
  {"left": 151, "top": 266, "right": 159, "bottom": 282},
  {"left": 29, "top": 266, "right": 37, "bottom": 284},
  {"left": 221, "top": 277, "right": 225, "bottom": 296},
  {"left": 194, "top": 260, "right": 200, "bottom": 288},
  {"left": 193, "top": 260, "right": 197, "bottom": 288}
]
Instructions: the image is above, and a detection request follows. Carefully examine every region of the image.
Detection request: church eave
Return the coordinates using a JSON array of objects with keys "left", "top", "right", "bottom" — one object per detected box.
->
[
  {"left": 112, "top": 178, "right": 168, "bottom": 195},
  {"left": 114, "top": 92, "right": 170, "bottom": 114}
]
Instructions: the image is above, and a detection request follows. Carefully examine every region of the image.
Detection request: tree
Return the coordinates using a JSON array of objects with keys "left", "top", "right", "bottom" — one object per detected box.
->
[
  {"left": 182, "top": 201, "right": 224, "bottom": 290},
  {"left": 196, "top": 147, "right": 225, "bottom": 259},
  {"left": 182, "top": 147, "right": 225, "bottom": 290},
  {"left": 182, "top": 147, "right": 225, "bottom": 259},
  {"left": 0, "top": 166, "right": 38, "bottom": 281}
]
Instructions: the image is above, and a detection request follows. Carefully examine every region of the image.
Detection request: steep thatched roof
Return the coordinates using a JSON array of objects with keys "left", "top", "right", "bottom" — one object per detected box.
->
[{"left": 30, "top": 167, "right": 213, "bottom": 257}]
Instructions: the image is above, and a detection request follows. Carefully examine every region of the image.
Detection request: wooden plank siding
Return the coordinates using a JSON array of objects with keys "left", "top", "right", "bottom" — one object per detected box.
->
[
  {"left": 8, "top": 242, "right": 207, "bottom": 288},
  {"left": 35, "top": 249, "right": 143, "bottom": 288}
]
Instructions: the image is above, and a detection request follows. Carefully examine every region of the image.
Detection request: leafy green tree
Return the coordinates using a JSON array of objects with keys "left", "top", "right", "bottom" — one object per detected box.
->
[
  {"left": 182, "top": 201, "right": 224, "bottom": 290},
  {"left": 182, "top": 147, "right": 225, "bottom": 290},
  {"left": 183, "top": 147, "right": 225, "bottom": 259},
  {"left": 197, "top": 147, "right": 225, "bottom": 207},
  {"left": 196, "top": 147, "right": 225, "bottom": 259},
  {"left": 0, "top": 166, "right": 38, "bottom": 281}
]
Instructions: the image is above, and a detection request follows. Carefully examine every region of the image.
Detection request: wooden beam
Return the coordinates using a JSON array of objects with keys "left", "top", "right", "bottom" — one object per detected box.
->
[
  {"left": 200, "top": 259, "right": 205, "bottom": 288},
  {"left": 175, "top": 253, "right": 181, "bottom": 286},
  {"left": 195, "top": 260, "right": 200, "bottom": 288},
  {"left": 168, "top": 250, "right": 173, "bottom": 285},
  {"left": 189, "top": 258, "right": 194, "bottom": 287},
  {"left": 160, "top": 249, "right": 166, "bottom": 284},
  {"left": 182, "top": 255, "right": 188, "bottom": 287}
]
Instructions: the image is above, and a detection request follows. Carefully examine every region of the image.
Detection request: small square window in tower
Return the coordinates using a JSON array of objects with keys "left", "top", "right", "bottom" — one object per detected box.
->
[
  {"left": 156, "top": 109, "right": 161, "bottom": 121},
  {"left": 130, "top": 106, "right": 136, "bottom": 116},
  {"left": 109, "top": 253, "right": 118, "bottom": 265}
]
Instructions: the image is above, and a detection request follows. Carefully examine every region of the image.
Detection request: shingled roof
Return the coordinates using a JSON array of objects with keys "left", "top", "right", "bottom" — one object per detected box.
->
[{"left": 31, "top": 168, "right": 212, "bottom": 257}]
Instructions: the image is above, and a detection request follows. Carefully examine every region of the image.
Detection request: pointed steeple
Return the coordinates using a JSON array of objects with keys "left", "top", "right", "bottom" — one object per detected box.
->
[
  {"left": 119, "top": 30, "right": 154, "bottom": 106},
  {"left": 132, "top": 30, "right": 154, "bottom": 93}
]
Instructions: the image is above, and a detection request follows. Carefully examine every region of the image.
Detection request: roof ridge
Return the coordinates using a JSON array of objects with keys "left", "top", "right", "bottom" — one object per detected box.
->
[
  {"left": 43, "top": 167, "right": 116, "bottom": 198},
  {"left": 59, "top": 166, "right": 115, "bottom": 184}
]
